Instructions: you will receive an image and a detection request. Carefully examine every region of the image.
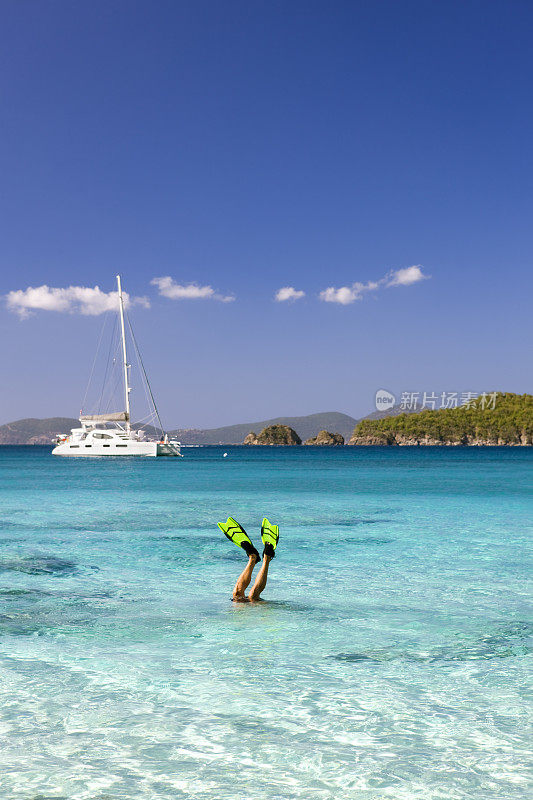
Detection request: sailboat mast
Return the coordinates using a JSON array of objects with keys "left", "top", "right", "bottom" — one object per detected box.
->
[{"left": 116, "top": 274, "right": 131, "bottom": 433}]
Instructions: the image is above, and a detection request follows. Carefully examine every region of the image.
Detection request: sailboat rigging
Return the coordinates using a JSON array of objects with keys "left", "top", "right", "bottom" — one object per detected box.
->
[{"left": 52, "top": 276, "right": 181, "bottom": 457}]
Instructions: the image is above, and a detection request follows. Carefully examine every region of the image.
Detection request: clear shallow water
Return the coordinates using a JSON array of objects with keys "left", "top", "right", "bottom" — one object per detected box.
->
[{"left": 0, "top": 445, "right": 531, "bottom": 800}]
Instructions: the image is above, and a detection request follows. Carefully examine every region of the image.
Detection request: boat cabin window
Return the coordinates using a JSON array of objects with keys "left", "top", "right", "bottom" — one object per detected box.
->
[{"left": 93, "top": 433, "right": 113, "bottom": 439}]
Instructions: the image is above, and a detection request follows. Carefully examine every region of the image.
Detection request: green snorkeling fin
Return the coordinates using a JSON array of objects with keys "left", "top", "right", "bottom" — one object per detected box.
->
[
  {"left": 218, "top": 517, "right": 260, "bottom": 560},
  {"left": 261, "top": 518, "right": 279, "bottom": 559}
]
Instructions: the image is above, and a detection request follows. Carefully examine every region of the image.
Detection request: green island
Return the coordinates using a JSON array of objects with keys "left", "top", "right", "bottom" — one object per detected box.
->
[
  {"left": 349, "top": 392, "right": 533, "bottom": 446},
  {"left": 244, "top": 425, "right": 302, "bottom": 445},
  {"left": 304, "top": 430, "right": 345, "bottom": 446}
]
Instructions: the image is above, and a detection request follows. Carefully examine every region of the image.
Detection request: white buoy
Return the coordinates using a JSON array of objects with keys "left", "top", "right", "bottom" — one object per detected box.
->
[{"left": 223, "top": 452, "right": 228, "bottom": 457}]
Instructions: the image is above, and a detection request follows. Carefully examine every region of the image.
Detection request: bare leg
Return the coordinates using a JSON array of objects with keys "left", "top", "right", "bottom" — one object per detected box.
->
[
  {"left": 233, "top": 554, "right": 259, "bottom": 601},
  {"left": 249, "top": 554, "right": 272, "bottom": 602}
]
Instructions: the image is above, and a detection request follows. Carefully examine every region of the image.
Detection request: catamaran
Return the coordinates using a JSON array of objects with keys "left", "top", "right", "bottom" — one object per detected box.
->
[{"left": 52, "top": 276, "right": 181, "bottom": 457}]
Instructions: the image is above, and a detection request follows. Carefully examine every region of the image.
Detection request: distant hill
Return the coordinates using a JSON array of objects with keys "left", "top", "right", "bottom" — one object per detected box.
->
[
  {"left": 169, "top": 412, "right": 358, "bottom": 444},
  {"left": 0, "top": 417, "right": 79, "bottom": 445},
  {"left": 0, "top": 411, "right": 358, "bottom": 445}
]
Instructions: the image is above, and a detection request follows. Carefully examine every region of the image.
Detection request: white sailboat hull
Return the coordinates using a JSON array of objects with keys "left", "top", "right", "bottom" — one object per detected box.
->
[{"left": 52, "top": 439, "right": 181, "bottom": 457}]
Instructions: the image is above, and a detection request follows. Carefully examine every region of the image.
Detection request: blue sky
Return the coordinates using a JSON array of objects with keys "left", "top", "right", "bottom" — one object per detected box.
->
[{"left": 0, "top": 0, "right": 531, "bottom": 428}]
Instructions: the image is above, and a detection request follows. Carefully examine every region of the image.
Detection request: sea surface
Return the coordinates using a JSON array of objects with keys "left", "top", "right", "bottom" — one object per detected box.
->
[{"left": 0, "top": 445, "right": 531, "bottom": 800}]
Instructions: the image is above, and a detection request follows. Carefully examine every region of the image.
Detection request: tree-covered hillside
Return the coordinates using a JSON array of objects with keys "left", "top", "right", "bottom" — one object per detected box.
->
[{"left": 350, "top": 393, "right": 533, "bottom": 445}]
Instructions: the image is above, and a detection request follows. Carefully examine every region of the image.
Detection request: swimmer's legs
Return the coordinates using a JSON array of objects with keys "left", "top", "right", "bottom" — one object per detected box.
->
[
  {"left": 233, "top": 554, "right": 259, "bottom": 601},
  {"left": 249, "top": 554, "right": 272, "bottom": 602}
]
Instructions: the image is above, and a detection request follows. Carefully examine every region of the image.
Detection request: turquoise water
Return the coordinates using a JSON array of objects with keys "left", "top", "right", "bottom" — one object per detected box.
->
[{"left": 0, "top": 445, "right": 531, "bottom": 800}]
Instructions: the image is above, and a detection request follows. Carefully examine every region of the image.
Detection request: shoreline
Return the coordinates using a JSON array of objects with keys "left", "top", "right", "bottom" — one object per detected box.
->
[{"left": 1, "top": 442, "right": 532, "bottom": 449}]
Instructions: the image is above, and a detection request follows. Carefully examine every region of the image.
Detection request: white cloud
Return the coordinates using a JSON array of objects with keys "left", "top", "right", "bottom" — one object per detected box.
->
[
  {"left": 386, "top": 265, "right": 428, "bottom": 286},
  {"left": 151, "top": 276, "right": 234, "bottom": 303},
  {"left": 275, "top": 286, "right": 305, "bottom": 302},
  {"left": 6, "top": 284, "right": 150, "bottom": 319},
  {"left": 319, "top": 280, "right": 380, "bottom": 305},
  {"left": 319, "top": 265, "right": 429, "bottom": 305},
  {"left": 319, "top": 286, "right": 359, "bottom": 305}
]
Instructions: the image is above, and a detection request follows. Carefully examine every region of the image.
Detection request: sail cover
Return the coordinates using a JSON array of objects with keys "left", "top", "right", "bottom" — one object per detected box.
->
[{"left": 80, "top": 412, "right": 129, "bottom": 422}]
